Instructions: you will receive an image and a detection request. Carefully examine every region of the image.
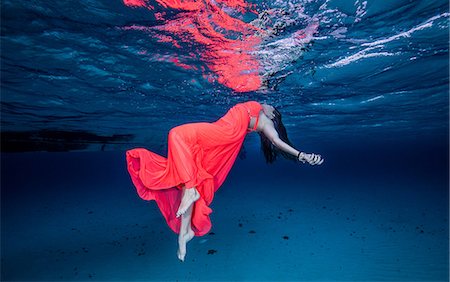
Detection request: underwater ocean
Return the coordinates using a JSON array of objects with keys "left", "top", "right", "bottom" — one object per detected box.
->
[{"left": 1, "top": 0, "right": 449, "bottom": 281}]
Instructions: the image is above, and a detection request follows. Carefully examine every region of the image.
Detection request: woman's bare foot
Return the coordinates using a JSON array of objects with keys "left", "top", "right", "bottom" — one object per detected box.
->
[
  {"left": 176, "top": 187, "right": 200, "bottom": 218},
  {"left": 177, "top": 229, "right": 195, "bottom": 262}
]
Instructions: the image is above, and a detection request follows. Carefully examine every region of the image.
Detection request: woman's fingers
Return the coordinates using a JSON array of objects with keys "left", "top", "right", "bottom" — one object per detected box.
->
[
  {"left": 307, "top": 153, "right": 324, "bottom": 165},
  {"left": 315, "top": 154, "right": 323, "bottom": 165},
  {"left": 315, "top": 155, "right": 324, "bottom": 165},
  {"left": 300, "top": 153, "right": 324, "bottom": 165},
  {"left": 311, "top": 154, "right": 319, "bottom": 165},
  {"left": 314, "top": 154, "right": 323, "bottom": 165}
]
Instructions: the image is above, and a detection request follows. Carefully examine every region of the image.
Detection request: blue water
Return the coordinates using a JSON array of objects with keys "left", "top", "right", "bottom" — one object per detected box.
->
[{"left": 1, "top": 0, "right": 449, "bottom": 281}]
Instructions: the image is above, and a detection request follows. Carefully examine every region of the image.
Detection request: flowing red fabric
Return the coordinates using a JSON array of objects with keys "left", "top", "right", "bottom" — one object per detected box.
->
[{"left": 126, "top": 101, "right": 262, "bottom": 236}]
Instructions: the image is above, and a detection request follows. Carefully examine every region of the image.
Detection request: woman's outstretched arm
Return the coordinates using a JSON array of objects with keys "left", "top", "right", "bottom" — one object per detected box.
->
[{"left": 261, "top": 116, "right": 323, "bottom": 165}]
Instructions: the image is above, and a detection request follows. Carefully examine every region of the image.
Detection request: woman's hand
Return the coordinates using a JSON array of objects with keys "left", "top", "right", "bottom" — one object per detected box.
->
[{"left": 298, "top": 152, "right": 324, "bottom": 165}]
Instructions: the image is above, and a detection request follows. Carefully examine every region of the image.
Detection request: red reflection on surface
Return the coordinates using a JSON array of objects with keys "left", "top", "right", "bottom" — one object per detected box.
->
[
  {"left": 170, "top": 57, "right": 196, "bottom": 70},
  {"left": 123, "top": 0, "right": 263, "bottom": 92},
  {"left": 123, "top": 0, "right": 153, "bottom": 9}
]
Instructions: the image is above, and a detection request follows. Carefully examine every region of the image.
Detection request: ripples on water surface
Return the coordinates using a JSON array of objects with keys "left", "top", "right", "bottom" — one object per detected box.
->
[
  {"left": 1, "top": 1, "right": 449, "bottom": 281},
  {"left": 1, "top": 0, "right": 448, "bottom": 151}
]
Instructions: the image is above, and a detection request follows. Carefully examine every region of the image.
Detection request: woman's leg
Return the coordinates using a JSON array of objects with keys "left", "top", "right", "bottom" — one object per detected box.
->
[
  {"left": 176, "top": 185, "right": 200, "bottom": 218},
  {"left": 177, "top": 200, "right": 195, "bottom": 262},
  {"left": 177, "top": 185, "right": 199, "bottom": 261}
]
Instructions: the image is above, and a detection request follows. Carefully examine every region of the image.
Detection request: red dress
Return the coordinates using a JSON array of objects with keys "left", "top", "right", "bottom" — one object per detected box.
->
[{"left": 126, "top": 101, "right": 262, "bottom": 236}]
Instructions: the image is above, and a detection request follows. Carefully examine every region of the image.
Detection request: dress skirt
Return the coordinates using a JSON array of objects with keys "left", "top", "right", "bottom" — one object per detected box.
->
[{"left": 126, "top": 101, "right": 262, "bottom": 236}]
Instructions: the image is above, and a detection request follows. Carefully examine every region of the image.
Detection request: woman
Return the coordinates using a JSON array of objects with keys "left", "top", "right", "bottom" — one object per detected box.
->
[{"left": 126, "top": 101, "right": 323, "bottom": 261}]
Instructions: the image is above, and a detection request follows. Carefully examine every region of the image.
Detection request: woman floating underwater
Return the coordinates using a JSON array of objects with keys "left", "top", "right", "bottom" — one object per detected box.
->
[{"left": 126, "top": 101, "right": 323, "bottom": 261}]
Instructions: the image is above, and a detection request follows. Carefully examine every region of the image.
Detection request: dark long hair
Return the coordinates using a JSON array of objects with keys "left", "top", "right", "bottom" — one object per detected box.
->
[{"left": 258, "top": 108, "right": 297, "bottom": 163}]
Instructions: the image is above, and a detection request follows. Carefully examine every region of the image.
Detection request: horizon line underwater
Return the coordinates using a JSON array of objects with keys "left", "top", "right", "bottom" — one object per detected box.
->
[{"left": 1, "top": 0, "right": 449, "bottom": 281}]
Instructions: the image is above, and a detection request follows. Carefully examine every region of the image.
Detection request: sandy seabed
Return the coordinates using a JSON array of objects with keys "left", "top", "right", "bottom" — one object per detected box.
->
[{"left": 1, "top": 148, "right": 448, "bottom": 281}]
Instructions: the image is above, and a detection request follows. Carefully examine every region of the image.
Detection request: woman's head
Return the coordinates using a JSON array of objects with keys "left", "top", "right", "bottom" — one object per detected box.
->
[{"left": 258, "top": 106, "right": 297, "bottom": 163}]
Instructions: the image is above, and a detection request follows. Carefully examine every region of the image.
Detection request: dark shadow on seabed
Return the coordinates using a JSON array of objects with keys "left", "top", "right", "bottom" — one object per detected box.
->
[{"left": 1, "top": 135, "right": 448, "bottom": 281}]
